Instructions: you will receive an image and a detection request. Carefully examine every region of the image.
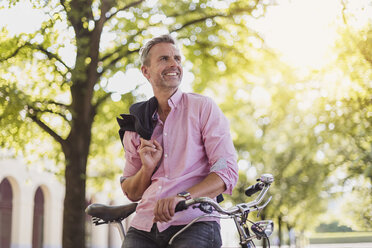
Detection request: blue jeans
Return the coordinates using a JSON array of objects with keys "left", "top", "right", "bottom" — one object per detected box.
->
[{"left": 122, "top": 221, "right": 222, "bottom": 248}]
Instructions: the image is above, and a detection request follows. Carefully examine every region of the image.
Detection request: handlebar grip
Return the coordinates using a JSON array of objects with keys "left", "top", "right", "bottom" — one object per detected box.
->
[
  {"left": 175, "top": 200, "right": 188, "bottom": 212},
  {"left": 245, "top": 182, "right": 264, "bottom": 197}
]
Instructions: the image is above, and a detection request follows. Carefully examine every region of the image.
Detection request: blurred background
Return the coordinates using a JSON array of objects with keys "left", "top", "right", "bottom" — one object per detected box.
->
[{"left": 0, "top": 0, "right": 371, "bottom": 247}]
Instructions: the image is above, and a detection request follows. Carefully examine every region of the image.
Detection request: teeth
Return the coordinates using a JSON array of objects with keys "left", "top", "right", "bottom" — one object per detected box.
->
[{"left": 166, "top": 73, "right": 177, "bottom": 76}]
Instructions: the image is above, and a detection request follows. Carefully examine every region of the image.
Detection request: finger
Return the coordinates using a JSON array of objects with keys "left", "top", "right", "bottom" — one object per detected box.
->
[
  {"left": 153, "top": 216, "right": 161, "bottom": 223},
  {"left": 156, "top": 203, "right": 167, "bottom": 222},
  {"left": 153, "top": 201, "right": 161, "bottom": 222},
  {"left": 141, "top": 139, "right": 154, "bottom": 147},
  {"left": 162, "top": 200, "right": 172, "bottom": 221},
  {"left": 154, "top": 200, "right": 167, "bottom": 223},
  {"left": 140, "top": 138, "right": 156, "bottom": 149},
  {"left": 155, "top": 200, "right": 171, "bottom": 223},
  {"left": 152, "top": 139, "right": 162, "bottom": 150},
  {"left": 139, "top": 146, "right": 158, "bottom": 154}
]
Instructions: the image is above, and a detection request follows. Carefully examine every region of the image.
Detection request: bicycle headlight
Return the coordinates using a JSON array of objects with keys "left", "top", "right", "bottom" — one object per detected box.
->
[{"left": 251, "top": 220, "right": 274, "bottom": 238}]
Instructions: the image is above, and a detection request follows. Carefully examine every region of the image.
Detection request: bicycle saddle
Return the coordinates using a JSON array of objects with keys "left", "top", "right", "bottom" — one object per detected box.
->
[{"left": 85, "top": 202, "right": 138, "bottom": 222}]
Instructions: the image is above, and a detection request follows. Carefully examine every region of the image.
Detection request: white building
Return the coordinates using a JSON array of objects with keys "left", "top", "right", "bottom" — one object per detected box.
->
[
  {"left": 0, "top": 157, "right": 129, "bottom": 248},
  {"left": 0, "top": 157, "right": 65, "bottom": 248},
  {"left": 0, "top": 157, "right": 239, "bottom": 248}
]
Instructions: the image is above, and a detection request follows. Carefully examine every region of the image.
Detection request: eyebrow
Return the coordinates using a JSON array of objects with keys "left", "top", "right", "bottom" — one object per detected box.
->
[{"left": 158, "top": 55, "right": 182, "bottom": 60}]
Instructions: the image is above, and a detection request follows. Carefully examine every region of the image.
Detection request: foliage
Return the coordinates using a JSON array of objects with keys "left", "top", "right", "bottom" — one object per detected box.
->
[
  {"left": 0, "top": 0, "right": 274, "bottom": 247},
  {"left": 222, "top": 1, "right": 371, "bottom": 242},
  {"left": 315, "top": 221, "right": 353, "bottom": 233},
  {"left": 0, "top": 0, "right": 370, "bottom": 247},
  {"left": 309, "top": 232, "right": 372, "bottom": 244},
  {"left": 317, "top": 8, "right": 372, "bottom": 230}
]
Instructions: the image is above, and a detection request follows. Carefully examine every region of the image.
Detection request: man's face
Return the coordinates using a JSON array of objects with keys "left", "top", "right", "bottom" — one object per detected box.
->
[{"left": 141, "top": 42, "right": 183, "bottom": 90}]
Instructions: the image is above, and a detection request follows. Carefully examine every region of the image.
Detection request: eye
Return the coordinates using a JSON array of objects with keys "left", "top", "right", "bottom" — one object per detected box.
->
[{"left": 160, "top": 56, "right": 168, "bottom": 61}]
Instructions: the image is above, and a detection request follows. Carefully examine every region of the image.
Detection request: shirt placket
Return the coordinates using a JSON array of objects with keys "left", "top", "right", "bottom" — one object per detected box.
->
[
  {"left": 162, "top": 106, "right": 173, "bottom": 180},
  {"left": 152, "top": 118, "right": 165, "bottom": 199}
]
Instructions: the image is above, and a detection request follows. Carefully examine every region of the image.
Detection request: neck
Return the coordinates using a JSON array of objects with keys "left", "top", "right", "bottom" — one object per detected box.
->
[
  {"left": 153, "top": 87, "right": 178, "bottom": 122},
  {"left": 154, "top": 87, "right": 177, "bottom": 109}
]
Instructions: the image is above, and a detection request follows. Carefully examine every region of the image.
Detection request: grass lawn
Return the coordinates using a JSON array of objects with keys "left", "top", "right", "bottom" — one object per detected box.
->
[{"left": 309, "top": 232, "right": 372, "bottom": 244}]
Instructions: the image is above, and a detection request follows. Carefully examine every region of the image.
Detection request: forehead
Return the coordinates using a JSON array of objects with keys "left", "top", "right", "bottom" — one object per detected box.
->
[{"left": 149, "top": 42, "right": 181, "bottom": 58}]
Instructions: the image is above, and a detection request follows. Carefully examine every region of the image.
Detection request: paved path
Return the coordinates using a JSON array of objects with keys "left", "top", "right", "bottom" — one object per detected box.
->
[
  {"left": 239, "top": 244, "right": 372, "bottom": 248},
  {"left": 308, "top": 243, "right": 372, "bottom": 248}
]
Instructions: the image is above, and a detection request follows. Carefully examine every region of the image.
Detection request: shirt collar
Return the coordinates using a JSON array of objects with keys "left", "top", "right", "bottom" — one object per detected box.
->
[
  {"left": 167, "top": 88, "right": 183, "bottom": 108},
  {"left": 152, "top": 89, "right": 182, "bottom": 121}
]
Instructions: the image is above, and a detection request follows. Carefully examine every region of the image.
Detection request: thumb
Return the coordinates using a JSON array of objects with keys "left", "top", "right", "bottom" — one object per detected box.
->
[{"left": 153, "top": 139, "right": 162, "bottom": 149}]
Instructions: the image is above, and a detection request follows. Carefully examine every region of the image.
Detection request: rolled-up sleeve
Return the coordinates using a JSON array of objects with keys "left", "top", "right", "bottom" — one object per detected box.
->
[
  {"left": 200, "top": 98, "right": 238, "bottom": 195},
  {"left": 122, "top": 131, "right": 142, "bottom": 178}
]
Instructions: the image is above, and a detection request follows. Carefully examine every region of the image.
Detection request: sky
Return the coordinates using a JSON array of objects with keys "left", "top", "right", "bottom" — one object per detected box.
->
[
  {"left": 0, "top": 0, "right": 370, "bottom": 99},
  {"left": 0, "top": 0, "right": 342, "bottom": 68},
  {"left": 254, "top": 0, "right": 341, "bottom": 68},
  {"left": 257, "top": 0, "right": 371, "bottom": 68}
]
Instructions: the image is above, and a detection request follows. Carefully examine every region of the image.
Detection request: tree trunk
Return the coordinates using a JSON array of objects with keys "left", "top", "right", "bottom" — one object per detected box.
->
[
  {"left": 61, "top": 72, "right": 96, "bottom": 248},
  {"left": 262, "top": 237, "right": 268, "bottom": 248},
  {"left": 61, "top": 2, "right": 101, "bottom": 246},
  {"left": 62, "top": 146, "right": 88, "bottom": 248},
  {"left": 287, "top": 224, "right": 294, "bottom": 247},
  {"left": 260, "top": 212, "right": 268, "bottom": 248},
  {"left": 62, "top": 90, "right": 95, "bottom": 247},
  {"left": 278, "top": 215, "right": 282, "bottom": 248}
]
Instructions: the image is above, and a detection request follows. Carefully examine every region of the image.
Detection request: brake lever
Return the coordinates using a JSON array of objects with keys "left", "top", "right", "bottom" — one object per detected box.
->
[
  {"left": 256, "top": 196, "right": 272, "bottom": 218},
  {"left": 193, "top": 203, "right": 214, "bottom": 214}
]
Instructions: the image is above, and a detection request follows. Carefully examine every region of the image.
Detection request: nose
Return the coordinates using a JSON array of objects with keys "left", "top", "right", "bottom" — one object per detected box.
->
[{"left": 169, "top": 57, "right": 180, "bottom": 67}]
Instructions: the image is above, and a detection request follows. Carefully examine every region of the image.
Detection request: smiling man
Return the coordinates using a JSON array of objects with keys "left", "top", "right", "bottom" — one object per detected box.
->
[{"left": 118, "top": 34, "right": 238, "bottom": 248}]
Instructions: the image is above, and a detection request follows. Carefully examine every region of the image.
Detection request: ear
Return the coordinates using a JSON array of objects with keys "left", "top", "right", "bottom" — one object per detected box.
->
[{"left": 141, "top": 65, "right": 150, "bottom": 80}]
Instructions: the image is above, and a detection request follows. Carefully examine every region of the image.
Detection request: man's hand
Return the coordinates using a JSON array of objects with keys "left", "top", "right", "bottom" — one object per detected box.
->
[
  {"left": 153, "top": 196, "right": 183, "bottom": 223},
  {"left": 138, "top": 138, "right": 163, "bottom": 173},
  {"left": 121, "top": 138, "right": 163, "bottom": 202}
]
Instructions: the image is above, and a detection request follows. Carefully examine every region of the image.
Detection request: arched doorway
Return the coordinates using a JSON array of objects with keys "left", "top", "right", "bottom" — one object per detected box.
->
[
  {"left": 32, "top": 187, "right": 44, "bottom": 248},
  {"left": 0, "top": 178, "right": 13, "bottom": 248},
  {"left": 85, "top": 198, "right": 93, "bottom": 248}
]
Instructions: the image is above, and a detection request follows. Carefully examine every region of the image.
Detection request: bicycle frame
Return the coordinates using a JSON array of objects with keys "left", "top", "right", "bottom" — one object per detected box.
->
[
  {"left": 86, "top": 173, "right": 274, "bottom": 248},
  {"left": 172, "top": 173, "right": 274, "bottom": 247}
]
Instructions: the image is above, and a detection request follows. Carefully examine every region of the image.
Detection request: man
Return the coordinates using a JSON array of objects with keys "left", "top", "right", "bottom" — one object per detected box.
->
[{"left": 118, "top": 34, "right": 238, "bottom": 248}]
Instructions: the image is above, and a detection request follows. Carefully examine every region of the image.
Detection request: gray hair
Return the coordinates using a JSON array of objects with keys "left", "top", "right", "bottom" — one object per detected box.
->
[{"left": 139, "top": 34, "right": 177, "bottom": 66}]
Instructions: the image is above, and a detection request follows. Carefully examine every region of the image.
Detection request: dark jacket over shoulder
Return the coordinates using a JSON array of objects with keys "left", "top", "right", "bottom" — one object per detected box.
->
[{"left": 117, "top": 97, "right": 158, "bottom": 143}]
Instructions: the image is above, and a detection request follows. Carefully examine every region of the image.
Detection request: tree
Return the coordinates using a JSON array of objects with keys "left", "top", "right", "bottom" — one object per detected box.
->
[
  {"left": 0, "top": 0, "right": 273, "bottom": 247},
  {"left": 220, "top": 1, "right": 372, "bottom": 244},
  {"left": 314, "top": 0, "right": 372, "bottom": 230}
]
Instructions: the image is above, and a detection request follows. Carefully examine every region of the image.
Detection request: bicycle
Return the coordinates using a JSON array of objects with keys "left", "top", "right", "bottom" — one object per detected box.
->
[{"left": 86, "top": 173, "right": 274, "bottom": 248}]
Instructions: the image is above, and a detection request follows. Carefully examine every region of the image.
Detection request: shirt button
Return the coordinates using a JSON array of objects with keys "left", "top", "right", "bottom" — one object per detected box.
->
[
  {"left": 158, "top": 186, "right": 162, "bottom": 189},
  {"left": 164, "top": 132, "right": 167, "bottom": 136},
  {"left": 164, "top": 154, "right": 168, "bottom": 158}
]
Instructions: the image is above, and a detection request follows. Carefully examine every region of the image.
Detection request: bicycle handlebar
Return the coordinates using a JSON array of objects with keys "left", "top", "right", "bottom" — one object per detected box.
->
[
  {"left": 175, "top": 173, "right": 274, "bottom": 215},
  {"left": 244, "top": 182, "right": 264, "bottom": 197},
  {"left": 175, "top": 200, "right": 188, "bottom": 212},
  {"left": 172, "top": 174, "right": 274, "bottom": 247}
]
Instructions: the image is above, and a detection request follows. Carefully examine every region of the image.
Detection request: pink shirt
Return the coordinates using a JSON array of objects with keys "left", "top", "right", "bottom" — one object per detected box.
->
[{"left": 122, "top": 89, "right": 238, "bottom": 232}]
